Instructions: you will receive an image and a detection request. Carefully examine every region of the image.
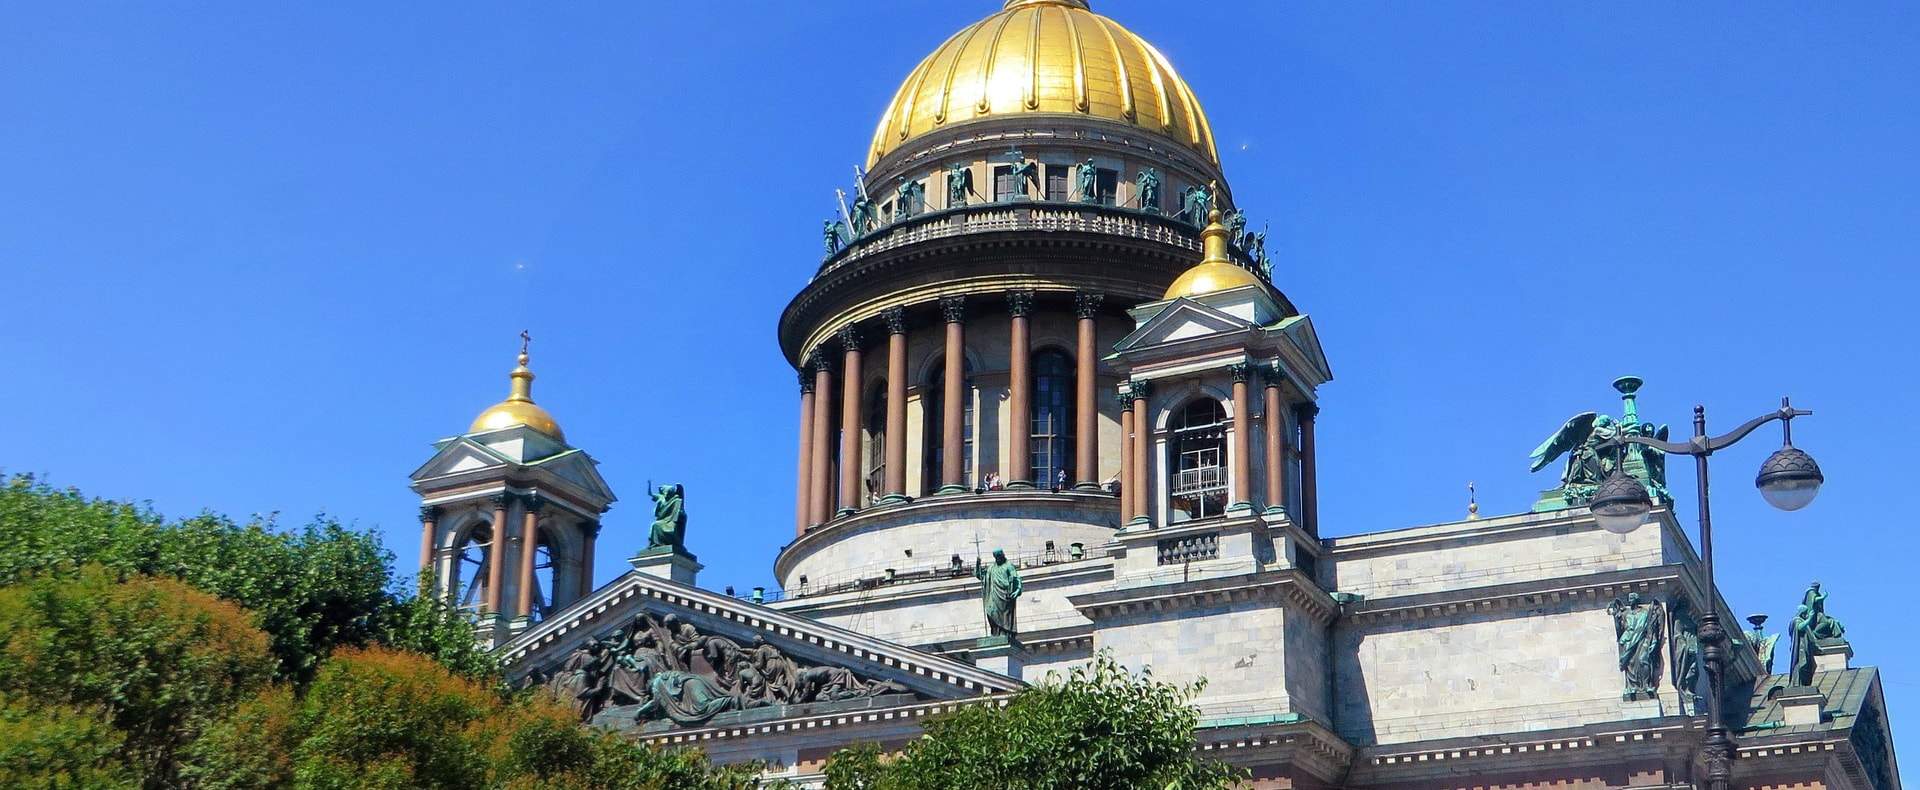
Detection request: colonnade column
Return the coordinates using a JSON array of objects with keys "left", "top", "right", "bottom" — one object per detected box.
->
[
  {"left": 418, "top": 506, "right": 438, "bottom": 578},
  {"left": 1262, "top": 364, "right": 1288, "bottom": 517},
  {"left": 485, "top": 493, "right": 508, "bottom": 616},
  {"left": 837, "top": 326, "right": 864, "bottom": 516},
  {"left": 939, "top": 296, "right": 968, "bottom": 494},
  {"left": 1228, "top": 362, "right": 1253, "bottom": 511},
  {"left": 515, "top": 494, "right": 541, "bottom": 620},
  {"left": 1117, "top": 392, "right": 1135, "bottom": 521},
  {"left": 795, "top": 369, "right": 815, "bottom": 535},
  {"left": 808, "top": 349, "right": 835, "bottom": 526},
  {"left": 1297, "top": 403, "right": 1320, "bottom": 536},
  {"left": 1006, "top": 291, "right": 1034, "bottom": 488},
  {"left": 882, "top": 307, "right": 909, "bottom": 503},
  {"left": 1074, "top": 294, "right": 1103, "bottom": 489},
  {"left": 1128, "top": 380, "right": 1151, "bottom": 526}
]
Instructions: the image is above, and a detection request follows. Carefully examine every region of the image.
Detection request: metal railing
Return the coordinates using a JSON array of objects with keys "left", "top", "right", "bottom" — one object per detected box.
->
[
  {"left": 1170, "top": 466, "right": 1226, "bottom": 495},
  {"left": 817, "top": 202, "right": 1253, "bottom": 281}
]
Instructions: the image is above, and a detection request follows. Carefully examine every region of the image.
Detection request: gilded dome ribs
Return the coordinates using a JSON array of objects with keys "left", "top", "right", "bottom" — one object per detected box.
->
[{"left": 865, "top": 1, "right": 1216, "bottom": 167}]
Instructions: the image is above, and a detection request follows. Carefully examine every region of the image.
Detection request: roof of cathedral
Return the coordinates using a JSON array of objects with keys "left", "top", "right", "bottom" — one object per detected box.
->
[
  {"left": 470, "top": 339, "right": 565, "bottom": 441},
  {"left": 1164, "top": 208, "right": 1269, "bottom": 299},
  {"left": 868, "top": 0, "right": 1217, "bottom": 167}
]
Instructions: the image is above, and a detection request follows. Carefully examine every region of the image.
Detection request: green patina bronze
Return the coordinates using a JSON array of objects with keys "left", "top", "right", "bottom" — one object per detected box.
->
[
  {"left": 1135, "top": 167, "right": 1162, "bottom": 212},
  {"left": 647, "top": 483, "right": 687, "bottom": 552},
  {"left": 975, "top": 548, "right": 1024, "bottom": 637},
  {"left": 1531, "top": 376, "right": 1671, "bottom": 511},
  {"left": 1076, "top": 158, "right": 1099, "bottom": 203},
  {"left": 1788, "top": 581, "right": 1846, "bottom": 685},
  {"left": 1609, "top": 592, "right": 1665, "bottom": 699}
]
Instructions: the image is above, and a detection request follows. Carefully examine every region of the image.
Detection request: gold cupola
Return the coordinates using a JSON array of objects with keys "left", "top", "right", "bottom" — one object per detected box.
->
[
  {"left": 868, "top": 0, "right": 1218, "bottom": 167},
  {"left": 1163, "top": 209, "right": 1267, "bottom": 299},
  {"left": 469, "top": 333, "right": 565, "bottom": 441}
]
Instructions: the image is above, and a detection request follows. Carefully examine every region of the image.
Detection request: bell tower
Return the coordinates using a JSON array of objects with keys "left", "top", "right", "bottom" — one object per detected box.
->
[{"left": 411, "top": 334, "right": 616, "bottom": 645}]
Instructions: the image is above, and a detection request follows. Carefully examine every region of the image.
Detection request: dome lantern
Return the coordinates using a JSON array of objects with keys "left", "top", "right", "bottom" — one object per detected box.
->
[{"left": 470, "top": 331, "right": 565, "bottom": 440}]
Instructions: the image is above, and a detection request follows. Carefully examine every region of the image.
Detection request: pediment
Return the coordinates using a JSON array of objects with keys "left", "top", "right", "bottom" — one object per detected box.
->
[
  {"left": 1275, "top": 315, "right": 1333, "bottom": 386},
  {"left": 1114, "top": 298, "right": 1252, "bottom": 352},
  {"left": 500, "top": 570, "right": 1022, "bottom": 732},
  {"left": 409, "top": 437, "right": 510, "bottom": 482},
  {"left": 525, "top": 450, "right": 616, "bottom": 503}
]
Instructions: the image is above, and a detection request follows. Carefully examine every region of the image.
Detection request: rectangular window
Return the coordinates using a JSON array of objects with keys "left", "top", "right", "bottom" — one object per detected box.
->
[
  {"left": 993, "top": 165, "right": 1017, "bottom": 202},
  {"left": 1096, "top": 169, "right": 1119, "bottom": 206},
  {"left": 1045, "top": 164, "right": 1069, "bottom": 202}
]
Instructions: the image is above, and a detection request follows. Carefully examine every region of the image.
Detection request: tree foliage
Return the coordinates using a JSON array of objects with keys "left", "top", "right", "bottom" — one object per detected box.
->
[
  {"left": 824, "top": 652, "right": 1245, "bottom": 790},
  {"left": 0, "top": 474, "right": 490, "bottom": 682},
  {"left": 190, "top": 647, "right": 769, "bottom": 790},
  {"left": 0, "top": 568, "right": 279, "bottom": 788}
]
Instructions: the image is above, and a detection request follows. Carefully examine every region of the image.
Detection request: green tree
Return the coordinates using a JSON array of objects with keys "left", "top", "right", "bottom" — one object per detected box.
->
[
  {"left": 0, "top": 568, "right": 279, "bottom": 789},
  {"left": 824, "top": 653, "right": 1245, "bottom": 790},
  {"left": 191, "top": 646, "right": 771, "bottom": 790},
  {"left": 0, "top": 474, "right": 492, "bottom": 683}
]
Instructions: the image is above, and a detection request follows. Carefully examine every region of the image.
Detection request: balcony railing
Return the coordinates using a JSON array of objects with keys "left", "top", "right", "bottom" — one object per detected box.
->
[
  {"left": 816, "top": 201, "right": 1256, "bottom": 282},
  {"left": 1170, "top": 466, "right": 1227, "bottom": 496}
]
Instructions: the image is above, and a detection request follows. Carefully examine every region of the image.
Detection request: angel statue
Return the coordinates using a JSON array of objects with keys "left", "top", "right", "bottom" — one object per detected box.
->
[
  {"left": 1530, "top": 412, "right": 1619, "bottom": 492},
  {"left": 1529, "top": 378, "right": 1671, "bottom": 510}
]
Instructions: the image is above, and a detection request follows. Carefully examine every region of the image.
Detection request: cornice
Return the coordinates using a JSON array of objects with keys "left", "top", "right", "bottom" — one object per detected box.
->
[{"left": 1069, "top": 568, "right": 1337, "bottom": 625}]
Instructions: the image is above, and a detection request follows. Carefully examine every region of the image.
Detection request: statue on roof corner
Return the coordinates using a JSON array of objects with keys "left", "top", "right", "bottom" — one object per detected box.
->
[
  {"left": 1788, "top": 581, "right": 1846, "bottom": 686},
  {"left": 1530, "top": 376, "right": 1671, "bottom": 512},
  {"left": 647, "top": 483, "right": 687, "bottom": 552}
]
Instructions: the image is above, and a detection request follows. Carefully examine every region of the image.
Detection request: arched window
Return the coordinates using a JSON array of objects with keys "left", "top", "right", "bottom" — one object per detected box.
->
[
  {"left": 527, "top": 532, "right": 557, "bottom": 621},
  {"left": 923, "top": 357, "right": 974, "bottom": 494},
  {"left": 1030, "top": 349, "right": 1075, "bottom": 488},
  {"left": 1168, "top": 398, "right": 1228, "bottom": 522},
  {"left": 453, "top": 520, "right": 495, "bottom": 612},
  {"left": 865, "top": 385, "right": 887, "bottom": 504}
]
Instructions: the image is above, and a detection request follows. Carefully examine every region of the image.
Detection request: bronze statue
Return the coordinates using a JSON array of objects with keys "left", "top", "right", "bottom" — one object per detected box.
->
[
  {"left": 975, "top": 548, "right": 1024, "bottom": 637},
  {"left": 1076, "top": 158, "right": 1099, "bottom": 203},
  {"left": 1745, "top": 614, "right": 1780, "bottom": 674},
  {"left": 850, "top": 195, "right": 876, "bottom": 235},
  {"left": 1788, "top": 581, "right": 1846, "bottom": 685},
  {"left": 823, "top": 219, "right": 848, "bottom": 255},
  {"left": 1609, "top": 592, "right": 1665, "bottom": 698},
  {"left": 947, "top": 162, "right": 974, "bottom": 208},
  {"left": 1532, "top": 378, "right": 1672, "bottom": 509},
  {"left": 1180, "top": 184, "right": 1211, "bottom": 225},
  {"left": 1224, "top": 208, "right": 1247, "bottom": 241},
  {"left": 1004, "top": 150, "right": 1038, "bottom": 200},
  {"left": 647, "top": 484, "right": 686, "bottom": 551},
  {"left": 1670, "top": 596, "right": 1702, "bottom": 715},
  {"left": 1136, "top": 167, "right": 1162, "bottom": 212}
]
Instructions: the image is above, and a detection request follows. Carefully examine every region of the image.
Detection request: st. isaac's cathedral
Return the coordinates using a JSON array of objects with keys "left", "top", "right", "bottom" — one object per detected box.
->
[{"left": 405, "top": 2, "right": 1899, "bottom": 788}]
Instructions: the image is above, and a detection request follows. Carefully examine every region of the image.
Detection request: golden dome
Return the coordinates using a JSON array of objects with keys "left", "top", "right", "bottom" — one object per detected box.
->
[
  {"left": 869, "top": 0, "right": 1217, "bottom": 167},
  {"left": 470, "top": 337, "right": 565, "bottom": 441},
  {"left": 1164, "top": 209, "right": 1267, "bottom": 299}
]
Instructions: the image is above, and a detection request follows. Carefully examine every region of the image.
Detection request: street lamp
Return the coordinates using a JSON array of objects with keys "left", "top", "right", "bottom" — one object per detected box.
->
[{"left": 1594, "top": 396, "right": 1821, "bottom": 790}]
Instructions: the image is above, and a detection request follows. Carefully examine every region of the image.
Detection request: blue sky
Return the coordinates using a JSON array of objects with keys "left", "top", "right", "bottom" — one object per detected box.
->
[{"left": 4, "top": 0, "right": 1916, "bottom": 772}]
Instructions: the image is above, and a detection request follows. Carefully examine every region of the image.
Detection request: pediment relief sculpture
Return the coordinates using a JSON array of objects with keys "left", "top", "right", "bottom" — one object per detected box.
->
[{"left": 525, "top": 612, "right": 914, "bottom": 728}]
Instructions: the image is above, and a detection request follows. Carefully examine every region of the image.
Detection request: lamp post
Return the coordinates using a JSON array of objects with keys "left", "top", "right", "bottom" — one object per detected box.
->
[{"left": 1589, "top": 397, "right": 1824, "bottom": 790}]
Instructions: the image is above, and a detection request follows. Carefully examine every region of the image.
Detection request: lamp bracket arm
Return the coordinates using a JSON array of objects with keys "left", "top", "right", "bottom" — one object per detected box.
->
[{"left": 1700, "top": 406, "right": 1812, "bottom": 454}]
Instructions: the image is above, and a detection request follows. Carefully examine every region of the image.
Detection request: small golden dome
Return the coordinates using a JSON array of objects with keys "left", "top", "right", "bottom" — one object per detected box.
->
[
  {"left": 1164, "top": 208, "right": 1267, "bottom": 299},
  {"left": 869, "top": 0, "right": 1217, "bottom": 167},
  {"left": 470, "top": 335, "right": 565, "bottom": 441}
]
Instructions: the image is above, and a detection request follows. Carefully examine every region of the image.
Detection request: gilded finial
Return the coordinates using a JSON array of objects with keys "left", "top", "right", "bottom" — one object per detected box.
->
[
  {"left": 507, "top": 332, "right": 535, "bottom": 404},
  {"left": 1468, "top": 482, "right": 1480, "bottom": 520}
]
